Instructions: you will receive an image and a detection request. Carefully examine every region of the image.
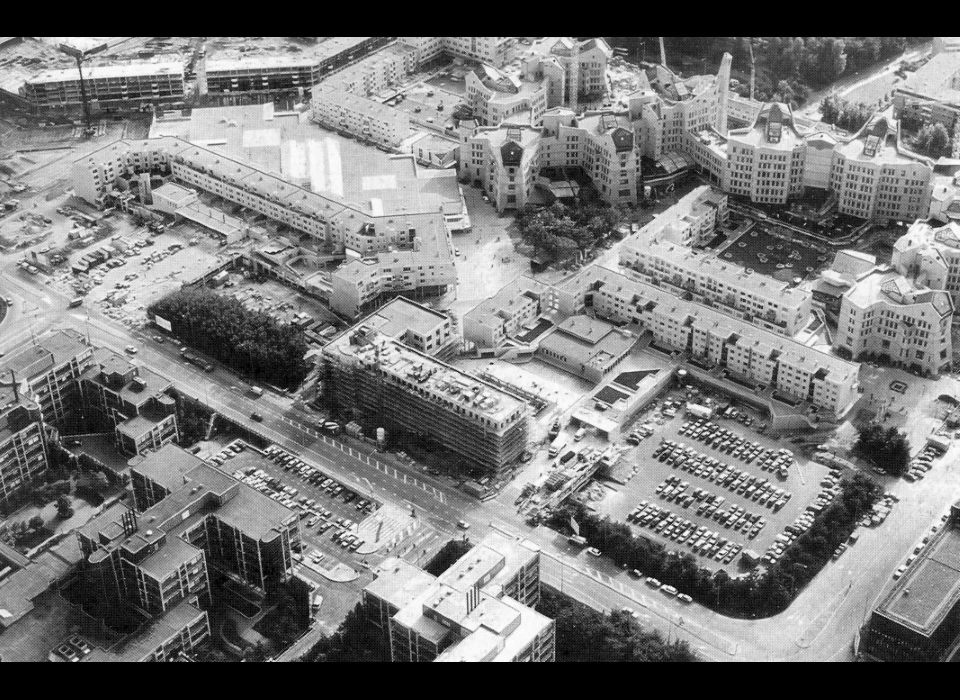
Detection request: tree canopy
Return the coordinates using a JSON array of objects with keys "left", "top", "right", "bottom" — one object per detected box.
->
[
  {"left": 149, "top": 287, "right": 311, "bottom": 389},
  {"left": 854, "top": 424, "right": 912, "bottom": 476}
]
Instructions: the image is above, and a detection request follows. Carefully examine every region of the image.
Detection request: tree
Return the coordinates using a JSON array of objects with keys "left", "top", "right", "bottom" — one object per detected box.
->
[
  {"left": 854, "top": 424, "right": 911, "bottom": 476},
  {"left": 913, "top": 123, "right": 953, "bottom": 159},
  {"left": 55, "top": 496, "right": 74, "bottom": 520},
  {"left": 28, "top": 515, "right": 44, "bottom": 531}
]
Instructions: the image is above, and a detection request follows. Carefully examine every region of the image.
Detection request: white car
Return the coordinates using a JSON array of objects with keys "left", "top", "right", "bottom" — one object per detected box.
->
[
  {"left": 125, "top": 345, "right": 138, "bottom": 355},
  {"left": 586, "top": 547, "right": 602, "bottom": 557}
]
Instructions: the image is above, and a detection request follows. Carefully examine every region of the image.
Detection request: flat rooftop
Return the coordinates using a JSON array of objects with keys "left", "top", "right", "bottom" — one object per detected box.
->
[
  {"left": 130, "top": 443, "right": 206, "bottom": 493},
  {"left": 899, "top": 51, "right": 960, "bottom": 105},
  {"left": 877, "top": 517, "right": 960, "bottom": 636},
  {"left": 204, "top": 37, "right": 376, "bottom": 72},
  {"left": 324, "top": 331, "right": 526, "bottom": 425},
  {"left": 27, "top": 61, "right": 183, "bottom": 85},
  {"left": 362, "top": 297, "right": 449, "bottom": 342},
  {"left": 539, "top": 315, "right": 639, "bottom": 376},
  {"left": 0, "top": 329, "right": 89, "bottom": 383}
]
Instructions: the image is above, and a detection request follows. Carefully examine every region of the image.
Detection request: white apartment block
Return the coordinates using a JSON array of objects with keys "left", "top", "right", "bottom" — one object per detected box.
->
[
  {"left": 22, "top": 62, "right": 185, "bottom": 112},
  {"left": 686, "top": 103, "right": 936, "bottom": 222},
  {"left": 892, "top": 220, "right": 960, "bottom": 306},
  {"left": 835, "top": 266, "right": 953, "bottom": 377},
  {"left": 323, "top": 43, "right": 420, "bottom": 98},
  {"left": 626, "top": 184, "right": 728, "bottom": 248},
  {"left": 563, "top": 267, "right": 860, "bottom": 418},
  {"left": 523, "top": 38, "right": 613, "bottom": 109},
  {"left": 72, "top": 138, "right": 457, "bottom": 320},
  {"left": 620, "top": 236, "right": 813, "bottom": 336},
  {"left": 400, "top": 37, "right": 518, "bottom": 69},
  {"left": 464, "top": 278, "right": 547, "bottom": 350},
  {"left": 462, "top": 123, "right": 542, "bottom": 212},
  {"left": 465, "top": 66, "right": 549, "bottom": 128},
  {"left": 312, "top": 84, "right": 411, "bottom": 147}
]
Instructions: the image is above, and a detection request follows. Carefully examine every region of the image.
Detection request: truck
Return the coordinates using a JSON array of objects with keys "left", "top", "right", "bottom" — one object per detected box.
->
[
  {"left": 549, "top": 435, "right": 568, "bottom": 458},
  {"left": 686, "top": 403, "right": 714, "bottom": 420},
  {"left": 68, "top": 297, "right": 84, "bottom": 308},
  {"left": 567, "top": 535, "right": 587, "bottom": 547}
]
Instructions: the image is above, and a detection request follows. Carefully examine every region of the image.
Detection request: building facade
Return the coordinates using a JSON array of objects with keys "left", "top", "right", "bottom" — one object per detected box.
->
[
  {"left": 363, "top": 533, "right": 554, "bottom": 663},
  {"left": 322, "top": 324, "right": 529, "bottom": 473}
]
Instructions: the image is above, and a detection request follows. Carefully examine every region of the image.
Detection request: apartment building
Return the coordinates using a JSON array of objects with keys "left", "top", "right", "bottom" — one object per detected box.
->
[
  {"left": 523, "top": 38, "right": 613, "bottom": 109},
  {"left": 0, "top": 392, "right": 48, "bottom": 505},
  {"left": 79, "top": 349, "right": 179, "bottom": 457},
  {"left": 465, "top": 65, "right": 549, "bottom": 128},
  {"left": 893, "top": 220, "right": 960, "bottom": 305},
  {"left": 832, "top": 116, "right": 933, "bottom": 221},
  {"left": 85, "top": 601, "right": 211, "bottom": 663},
  {"left": 687, "top": 102, "right": 937, "bottom": 221},
  {"left": 324, "top": 42, "right": 420, "bottom": 98},
  {"left": 82, "top": 444, "right": 300, "bottom": 609},
  {"left": 72, "top": 138, "right": 458, "bottom": 318},
  {"left": 564, "top": 267, "right": 860, "bottom": 418},
  {"left": 462, "top": 123, "right": 541, "bottom": 212},
  {"left": 21, "top": 62, "right": 185, "bottom": 113},
  {"left": 464, "top": 277, "right": 548, "bottom": 351},
  {"left": 620, "top": 237, "right": 813, "bottom": 336},
  {"left": 322, "top": 325, "right": 529, "bottom": 473},
  {"left": 627, "top": 185, "right": 729, "bottom": 249},
  {"left": 357, "top": 297, "right": 458, "bottom": 361},
  {"left": 835, "top": 265, "right": 953, "bottom": 377},
  {"left": 312, "top": 84, "right": 411, "bottom": 147},
  {"left": 400, "top": 37, "right": 518, "bottom": 69},
  {"left": 201, "top": 37, "right": 392, "bottom": 98},
  {"left": 364, "top": 532, "right": 554, "bottom": 662}
]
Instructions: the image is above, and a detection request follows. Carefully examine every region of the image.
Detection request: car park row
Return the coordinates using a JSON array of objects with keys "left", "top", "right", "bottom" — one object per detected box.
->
[
  {"left": 653, "top": 440, "right": 794, "bottom": 512},
  {"left": 651, "top": 476, "right": 769, "bottom": 539},
  {"left": 678, "top": 418, "right": 795, "bottom": 478},
  {"left": 628, "top": 497, "right": 747, "bottom": 566}
]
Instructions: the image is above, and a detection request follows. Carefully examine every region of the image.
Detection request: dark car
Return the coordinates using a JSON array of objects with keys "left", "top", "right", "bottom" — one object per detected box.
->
[{"left": 250, "top": 413, "right": 264, "bottom": 423}]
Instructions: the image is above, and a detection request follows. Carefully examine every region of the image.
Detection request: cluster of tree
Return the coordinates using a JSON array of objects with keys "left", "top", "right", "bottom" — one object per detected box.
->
[
  {"left": 854, "top": 424, "right": 912, "bottom": 476},
  {"left": 149, "top": 288, "right": 311, "bottom": 390},
  {"left": 819, "top": 96, "right": 875, "bottom": 133},
  {"left": 603, "top": 38, "right": 928, "bottom": 105},
  {"left": 537, "top": 586, "right": 699, "bottom": 662},
  {"left": 0, "top": 516, "right": 46, "bottom": 549},
  {"left": 256, "top": 585, "right": 311, "bottom": 649},
  {"left": 909, "top": 123, "right": 954, "bottom": 159},
  {"left": 302, "top": 603, "right": 391, "bottom": 663},
  {"left": 549, "top": 473, "right": 879, "bottom": 617},
  {"left": 424, "top": 538, "right": 473, "bottom": 576},
  {"left": 517, "top": 203, "right": 625, "bottom": 260}
]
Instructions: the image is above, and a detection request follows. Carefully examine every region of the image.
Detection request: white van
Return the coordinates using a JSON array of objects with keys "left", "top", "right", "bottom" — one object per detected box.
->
[{"left": 574, "top": 428, "right": 587, "bottom": 442}]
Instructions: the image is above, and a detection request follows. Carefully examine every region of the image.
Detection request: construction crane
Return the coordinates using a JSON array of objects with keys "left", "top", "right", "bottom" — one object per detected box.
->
[{"left": 57, "top": 41, "right": 107, "bottom": 138}]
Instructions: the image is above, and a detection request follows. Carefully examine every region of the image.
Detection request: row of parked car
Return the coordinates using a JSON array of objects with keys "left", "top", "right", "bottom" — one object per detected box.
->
[
  {"left": 652, "top": 476, "right": 769, "bottom": 539},
  {"left": 625, "top": 423, "right": 655, "bottom": 447},
  {"left": 678, "top": 419, "right": 794, "bottom": 478},
  {"left": 894, "top": 509, "right": 946, "bottom": 579},
  {"left": 761, "top": 468, "right": 846, "bottom": 566},
  {"left": 628, "top": 499, "right": 746, "bottom": 565},
  {"left": 904, "top": 445, "right": 942, "bottom": 482},
  {"left": 653, "top": 440, "right": 793, "bottom": 511}
]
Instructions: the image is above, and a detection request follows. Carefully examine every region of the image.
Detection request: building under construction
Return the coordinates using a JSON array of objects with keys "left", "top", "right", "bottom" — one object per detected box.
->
[{"left": 322, "top": 324, "right": 529, "bottom": 474}]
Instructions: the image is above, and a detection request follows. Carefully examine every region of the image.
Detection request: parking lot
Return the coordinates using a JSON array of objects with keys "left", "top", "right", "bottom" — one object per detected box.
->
[
  {"left": 593, "top": 391, "right": 834, "bottom": 574},
  {"left": 210, "top": 442, "right": 380, "bottom": 569}
]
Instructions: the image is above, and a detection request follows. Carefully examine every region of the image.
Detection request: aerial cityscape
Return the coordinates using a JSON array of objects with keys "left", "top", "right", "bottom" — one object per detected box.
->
[{"left": 1, "top": 35, "right": 960, "bottom": 663}]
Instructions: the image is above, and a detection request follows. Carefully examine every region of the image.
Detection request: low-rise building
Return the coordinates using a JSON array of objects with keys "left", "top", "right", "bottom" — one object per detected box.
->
[
  {"left": 312, "top": 84, "right": 411, "bottom": 148},
  {"left": 463, "top": 277, "right": 549, "bottom": 352},
  {"left": 893, "top": 48, "right": 960, "bottom": 135},
  {"left": 863, "top": 501, "right": 960, "bottom": 662},
  {"left": 559, "top": 267, "right": 861, "bottom": 419},
  {"left": 893, "top": 219, "right": 960, "bottom": 306},
  {"left": 364, "top": 532, "right": 554, "bottom": 662},
  {"left": 537, "top": 315, "right": 639, "bottom": 384},
  {"left": 21, "top": 62, "right": 185, "bottom": 113}
]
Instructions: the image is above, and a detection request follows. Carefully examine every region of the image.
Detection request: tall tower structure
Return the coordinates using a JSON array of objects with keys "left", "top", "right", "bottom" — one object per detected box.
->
[{"left": 716, "top": 53, "right": 733, "bottom": 135}]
